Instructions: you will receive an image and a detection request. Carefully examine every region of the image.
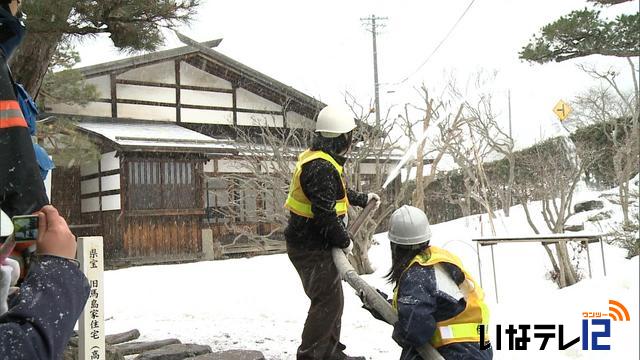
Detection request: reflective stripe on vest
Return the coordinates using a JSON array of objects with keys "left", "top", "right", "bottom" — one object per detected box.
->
[
  {"left": 283, "top": 150, "right": 349, "bottom": 218},
  {"left": 392, "top": 246, "right": 490, "bottom": 348}
]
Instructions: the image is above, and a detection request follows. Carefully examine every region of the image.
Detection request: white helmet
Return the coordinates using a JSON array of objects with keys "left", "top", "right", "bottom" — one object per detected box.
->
[
  {"left": 315, "top": 105, "right": 357, "bottom": 138},
  {"left": 0, "top": 210, "right": 12, "bottom": 237},
  {"left": 388, "top": 205, "right": 432, "bottom": 246}
]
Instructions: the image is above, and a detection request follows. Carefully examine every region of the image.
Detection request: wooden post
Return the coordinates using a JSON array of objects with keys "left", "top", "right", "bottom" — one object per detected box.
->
[
  {"left": 476, "top": 241, "right": 483, "bottom": 288},
  {"left": 490, "top": 244, "right": 499, "bottom": 304},
  {"left": 599, "top": 236, "right": 607, "bottom": 276},
  {"left": 584, "top": 240, "right": 592, "bottom": 279},
  {"left": 78, "top": 236, "right": 106, "bottom": 360}
]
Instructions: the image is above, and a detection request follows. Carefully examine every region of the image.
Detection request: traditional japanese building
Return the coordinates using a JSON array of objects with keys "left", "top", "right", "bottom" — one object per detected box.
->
[{"left": 43, "top": 40, "right": 392, "bottom": 266}]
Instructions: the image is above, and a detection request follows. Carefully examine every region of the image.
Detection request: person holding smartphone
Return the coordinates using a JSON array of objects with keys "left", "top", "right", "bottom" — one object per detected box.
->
[{"left": 1, "top": 205, "right": 90, "bottom": 359}]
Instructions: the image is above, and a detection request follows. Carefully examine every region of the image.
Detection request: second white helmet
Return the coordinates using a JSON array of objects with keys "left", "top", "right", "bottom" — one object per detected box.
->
[
  {"left": 315, "top": 105, "right": 356, "bottom": 138},
  {"left": 388, "top": 205, "right": 432, "bottom": 246}
]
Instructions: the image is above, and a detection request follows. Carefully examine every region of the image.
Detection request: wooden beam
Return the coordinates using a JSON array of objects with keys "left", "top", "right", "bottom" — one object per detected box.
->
[
  {"left": 125, "top": 209, "right": 205, "bottom": 217},
  {"left": 115, "top": 79, "right": 233, "bottom": 93},
  {"left": 80, "top": 190, "right": 120, "bottom": 200},
  {"left": 175, "top": 60, "right": 181, "bottom": 123},
  {"left": 110, "top": 74, "right": 117, "bottom": 117},
  {"left": 80, "top": 169, "right": 120, "bottom": 181},
  {"left": 232, "top": 83, "right": 237, "bottom": 126},
  {"left": 98, "top": 97, "right": 282, "bottom": 116}
]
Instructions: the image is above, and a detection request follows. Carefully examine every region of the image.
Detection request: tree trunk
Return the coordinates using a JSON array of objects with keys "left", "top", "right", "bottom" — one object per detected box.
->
[
  {"left": 504, "top": 157, "right": 515, "bottom": 217},
  {"left": 412, "top": 101, "right": 432, "bottom": 210},
  {"left": 413, "top": 141, "right": 425, "bottom": 210},
  {"left": 556, "top": 242, "right": 578, "bottom": 287},
  {"left": 9, "top": 0, "right": 77, "bottom": 98},
  {"left": 542, "top": 244, "right": 560, "bottom": 275},
  {"left": 11, "top": 31, "right": 65, "bottom": 98},
  {"left": 520, "top": 198, "right": 540, "bottom": 235},
  {"left": 351, "top": 237, "right": 375, "bottom": 275},
  {"left": 619, "top": 179, "right": 630, "bottom": 227}
]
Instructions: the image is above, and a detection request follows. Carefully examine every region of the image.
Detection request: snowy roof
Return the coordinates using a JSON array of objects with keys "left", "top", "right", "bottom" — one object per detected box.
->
[{"left": 77, "top": 121, "right": 237, "bottom": 153}]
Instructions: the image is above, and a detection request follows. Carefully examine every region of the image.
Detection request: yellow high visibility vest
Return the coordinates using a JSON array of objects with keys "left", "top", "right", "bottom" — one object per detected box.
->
[
  {"left": 393, "top": 246, "right": 490, "bottom": 348},
  {"left": 284, "top": 150, "right": 349, "bottom": 218}
]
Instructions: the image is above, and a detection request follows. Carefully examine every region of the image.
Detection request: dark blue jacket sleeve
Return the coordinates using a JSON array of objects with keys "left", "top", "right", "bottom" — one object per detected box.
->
[
  {"left": 392, "top": 264, "right": 438, "bottom": 348},
  {"left": 0, "top": 256, "right": 90, "bottom": 359}
]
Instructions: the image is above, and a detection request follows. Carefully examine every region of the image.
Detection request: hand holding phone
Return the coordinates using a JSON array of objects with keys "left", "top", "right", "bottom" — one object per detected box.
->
[{"left": 35, "top": 206, "right": 77, "bottom": 260}]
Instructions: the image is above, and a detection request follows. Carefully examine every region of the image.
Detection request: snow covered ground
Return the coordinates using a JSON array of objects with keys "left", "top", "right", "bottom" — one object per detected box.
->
[{"left": 103, "top": 190, "right": 639, "bottom": 360}]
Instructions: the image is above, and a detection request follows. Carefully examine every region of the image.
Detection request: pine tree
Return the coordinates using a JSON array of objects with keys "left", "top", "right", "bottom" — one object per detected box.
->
[
  {"left": 10, "top": 0, "right": 199, "bottom": 98},
  {"left": 37, "top": 43, "right": 102, "bottom": 167},
  {"left": 519, "top": 0, "right": 639, "bottom": 63}
]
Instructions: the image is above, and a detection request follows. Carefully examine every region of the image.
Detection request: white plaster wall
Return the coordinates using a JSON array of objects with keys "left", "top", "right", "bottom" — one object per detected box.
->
[
  {"left": 180, "top": 62, "right": 232, "bottom": 89},
  {"left": 119, "top": 62, "right": 175, "bottom": 84},
  {"left": 237, "top": 113, "right": 284, "bottom": 127},
  {"left": 359, "top": 162, "right": 392, "bottom": 175},
  {"left": 100, "top": 174, "right": 121, "bottom": 191},
  {"left": 286, "top": 111, "right": 315, "bottom": 129},
  {"left": 117, "top": 103, "right": 176, "bottom": 122},
  {"left": 217, "top": 159, "right": 253, "bottom": 173},
  {"left": 81, "top": 178, "right": 100, "bottom": 195},
  {"left": 181, "top": 108, "right": 233, "bottom": 125},
  {"left": 81, "top": 162, "right": 99, "bottom": 176},
  {"left": 48, "top": 102, "right": 112, "bottom": 118},
  {"left": 181, "top": 89, "right": 232, "bottom": 107},
  {"left": 236, "top": 87, "right": 281, "bottom": 111},
  {"left": 203, "top": 160, "right": 215, "bottom": 173},
  {"left": 81, "top": 197, "right": 100, "bottom": 213},
  {"left": 100, "top": 152, "right": 119, "bottom": 172},
  {"left": 117, "top": 84, "right": 176, "bottom": 103},
  {"left": 101, "top": 195, "right": 121, "bottom": 211},
  {"left": 86, "top": 76, "right": 111, "bottom": 98}
]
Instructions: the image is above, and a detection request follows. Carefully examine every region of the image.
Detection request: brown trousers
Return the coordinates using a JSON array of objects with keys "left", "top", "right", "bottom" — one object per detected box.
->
[{"left": 287, "top": 245, "right": 347, "bottom": 360}]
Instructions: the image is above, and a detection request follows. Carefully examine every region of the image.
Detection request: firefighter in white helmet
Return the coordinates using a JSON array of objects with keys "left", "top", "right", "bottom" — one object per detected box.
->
[
  {"left": 383, "top": 205, "right": 492, "bottom": 360},
  {"left": 284, "top": 105, "right": 379, "bottom": 360}
]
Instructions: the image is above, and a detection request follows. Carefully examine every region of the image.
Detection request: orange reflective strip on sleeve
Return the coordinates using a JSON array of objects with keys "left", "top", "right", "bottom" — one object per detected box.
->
[
  {"left": 0, "top": 117, "right": 27, "bottom": 128},
  {"left": 0, "top": 100, "right": 22, "bottom": 111},
  {"left": 0, "top": 100, "right": 27, "bottom": 128}
]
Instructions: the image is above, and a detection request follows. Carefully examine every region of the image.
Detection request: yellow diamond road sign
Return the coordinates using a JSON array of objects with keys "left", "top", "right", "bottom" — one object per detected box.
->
[{"left": 553, "top": 100, "right": 572, "bottom": 121}]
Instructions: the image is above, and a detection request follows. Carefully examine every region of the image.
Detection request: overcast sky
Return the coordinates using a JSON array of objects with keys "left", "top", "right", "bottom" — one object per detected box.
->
[{"left": 77, "top": 0, "right": 639, "bottom": 148}]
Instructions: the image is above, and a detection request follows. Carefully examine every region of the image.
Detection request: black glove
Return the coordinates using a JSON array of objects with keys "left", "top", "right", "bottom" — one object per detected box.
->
[{"left": 357, "top": 289, "right": 389, "bottom": 322}]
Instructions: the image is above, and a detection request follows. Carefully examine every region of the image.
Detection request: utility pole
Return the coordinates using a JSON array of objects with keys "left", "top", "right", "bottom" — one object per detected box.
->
[{"left": 361, "top": 14, "right": 387, "bottom": 127}]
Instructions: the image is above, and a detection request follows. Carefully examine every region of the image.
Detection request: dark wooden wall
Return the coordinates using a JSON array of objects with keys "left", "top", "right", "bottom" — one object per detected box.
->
[
  {"left": 123, "top": 212, "right": 202, "bottom": 258},
  {"left": 51, "top": 166, "right": 82, "bottom": 225}
]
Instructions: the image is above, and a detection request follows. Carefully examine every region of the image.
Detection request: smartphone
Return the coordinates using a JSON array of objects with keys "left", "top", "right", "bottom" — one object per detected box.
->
[{"left": 12, "top": 215, "right": 39, "bottom": 242}]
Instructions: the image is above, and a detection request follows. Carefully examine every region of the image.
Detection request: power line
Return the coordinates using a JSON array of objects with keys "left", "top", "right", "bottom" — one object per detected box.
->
[{"left": 391, "top": 0, "right": 477, "bottom": 86}]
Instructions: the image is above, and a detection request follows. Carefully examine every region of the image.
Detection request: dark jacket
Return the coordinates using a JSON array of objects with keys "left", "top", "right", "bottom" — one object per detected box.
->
[
  {"left": 0, "top": 11, "right": 49, "bottom": 218},
  {"left": 0, "top": 256, "right": 90, "bottom": 359},
  {"left": 394, "top": 262, "right": 492, "bottom": 360},
  {"left": 284, "top": 139, "right": 367, "bottom": 250}
]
